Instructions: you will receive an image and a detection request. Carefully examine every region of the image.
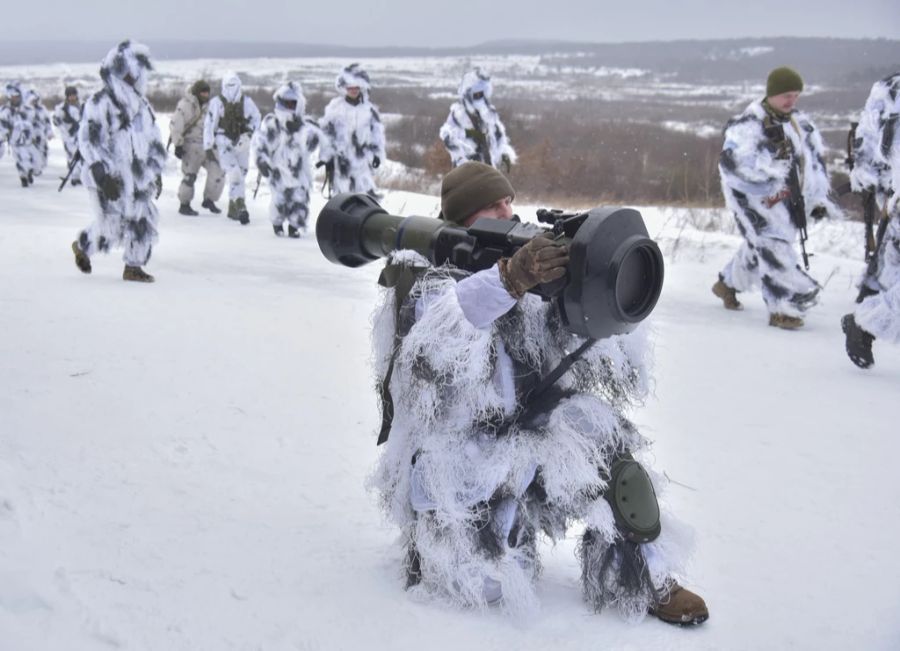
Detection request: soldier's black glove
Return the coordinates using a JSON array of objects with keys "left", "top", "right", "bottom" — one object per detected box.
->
[
  {"left": 258, "top": 161, "right": 271, "bottom": 178},
  {"left": 372, "top": 155, "right": 381, "bottom": 169},
  {"left": 155, "top": 176, "right": 162, "bottom": 200},
  {"left": 501, "top": 155, "right": 512, "bottom": 174},
  {"left": 90, "top": 162, "right": 121, "bottom": 201},
  {"left": 498, "top": 234, "right": 569, "bottom": 299},
  {"left": 174, "top": 144, "right": 184, "bottom": 160},
  {"left": 810, "top": 205, "right": 828, "bottom": 220}
]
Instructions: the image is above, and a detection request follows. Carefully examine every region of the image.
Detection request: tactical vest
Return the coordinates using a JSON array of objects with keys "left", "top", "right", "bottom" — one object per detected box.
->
[{"left": 221, "top": 98, "right": 246, "bottom": 142}]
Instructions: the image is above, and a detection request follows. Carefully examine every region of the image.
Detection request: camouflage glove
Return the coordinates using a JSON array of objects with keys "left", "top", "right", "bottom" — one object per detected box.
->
[
  {"left": 498, "top": 235, "right": 570, "bottom": 299},
  {"left": 810, "top": 205, "right": 828, "bottom": 220},
  {"left": 173, "top": 144, "right": 184, "bottom": 160},
  {"left": 90, "top": 162, "right": 121, "bottom": 201},
  {"left": 372, "top": 155, "right": 381, "bottom": 169}
]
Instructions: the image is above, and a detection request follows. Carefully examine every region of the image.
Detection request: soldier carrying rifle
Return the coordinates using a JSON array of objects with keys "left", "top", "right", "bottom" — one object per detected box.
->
[{"left": 712, "top": 66, "right": 843, "bottom": 330}]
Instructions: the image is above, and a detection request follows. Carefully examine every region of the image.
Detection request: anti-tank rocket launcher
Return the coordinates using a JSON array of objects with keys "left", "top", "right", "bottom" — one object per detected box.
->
[{"left": 315, "top": 193, "right": 665, "bottom": 341}]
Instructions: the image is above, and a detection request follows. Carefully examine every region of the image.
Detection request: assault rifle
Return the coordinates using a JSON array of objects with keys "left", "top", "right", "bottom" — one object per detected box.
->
[
  {"left": 58, "top": 150, "right": 82, "bottom": 192},
  {"left": 764, "top": 120, "right": 811, "bottom": 269},
  {"left": 786, "top": 160, "right": 811, "bottom": 270},
  {"left": 252, "top": 172, "right": 262, "bottom": 200}
]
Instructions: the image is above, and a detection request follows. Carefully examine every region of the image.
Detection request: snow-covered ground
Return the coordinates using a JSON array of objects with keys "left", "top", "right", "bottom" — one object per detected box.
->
[{"left": 1, "top": 129, "right": 899, "bottom": 651}]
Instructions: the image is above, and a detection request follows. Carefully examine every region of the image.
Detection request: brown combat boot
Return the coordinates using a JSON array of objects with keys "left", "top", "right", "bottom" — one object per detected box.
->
[
  {"left": 711, "top": 276, "right": 742, "bottom": 310},
  {"left": 650, "top": 582, "right": 709, "bottom": 626},
  {"left": 71, "top": 241, "right": 91, "bottom": 274},
  {"left": 123, "top": 265, "right": 155, "bottom": 283},
  {"left": 769, "top": 313, "right": 803, "bottom": 330}
]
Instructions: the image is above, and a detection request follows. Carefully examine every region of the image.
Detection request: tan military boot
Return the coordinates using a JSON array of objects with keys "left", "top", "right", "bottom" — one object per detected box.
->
[
  {"left": 71, "top": 241, "right": 91, "bottom": 274},
  {"left": 650, "top": 582, "right": 709, "bottom": 626},
  {"left": 123, "top": 265, "right": 155, "bottom": 283},
  {"left": 712, "top": 277, "right": 742, "bottom": 310},
  {"left": 769, "top": 313, "right": 803, "bottom": 330}
]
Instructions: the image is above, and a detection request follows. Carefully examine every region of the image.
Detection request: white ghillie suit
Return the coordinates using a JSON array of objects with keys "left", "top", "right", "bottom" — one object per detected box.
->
[
  {"left": 854, "top": 88, "right": 900, "bottom": 344},
  {"left": 440, "top": 68, "right": 517, "bottom": 170},
  {"left": 253, "top": 82, "right": 327, "bottom": 233},
  {"left": 203, "top": 73, "right": 261, "bottom": 203},
  {"left": 26, "top": 89, "right": 53, "bottom": 175},
  {"left": 320, "top": 63, "right": 385, "bottom": 196},
  {"left": 75, "top": 40, "right": 166, "bottom": 267},
  {"left": 369, "top": 253, "right": 692, "bottom": 618},
  {"left": 850, "top": 73, "right": 900, "bottom": 295},
  {"left": 718, "top": 99, "right": 842, "bottom": 318},
  {"left": 52, "top": 94, "right": 83, "bottom": 183},
  {"left": 170, "top": 82, "right": 225, "bottom": 207},
  {"left": 0, "top": 82, "right": 41, "bottom": 185}
]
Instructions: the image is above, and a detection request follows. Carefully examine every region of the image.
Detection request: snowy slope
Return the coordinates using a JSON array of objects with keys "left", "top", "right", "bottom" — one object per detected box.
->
[{"left": 1, "top": 128, "right": 899, "bottom": 651}]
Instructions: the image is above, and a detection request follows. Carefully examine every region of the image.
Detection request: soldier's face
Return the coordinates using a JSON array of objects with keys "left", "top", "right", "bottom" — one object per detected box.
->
[
  {"left": 768, "top": 91, "right": 800, "bottom": 113},
  {"left": 346, "top": 86, "right": 361, "bottom": 99},
  {"left": 464, "top": 196, "right": 514, "bottom": 226}
]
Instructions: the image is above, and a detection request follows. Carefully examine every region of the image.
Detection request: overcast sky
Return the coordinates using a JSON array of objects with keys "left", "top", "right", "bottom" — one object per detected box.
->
[{"left": 7, "top": 0, "right": 899, "bottom": 46}]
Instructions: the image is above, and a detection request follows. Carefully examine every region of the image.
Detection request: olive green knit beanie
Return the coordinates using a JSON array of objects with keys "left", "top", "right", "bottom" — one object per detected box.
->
[
  {"left": 440, "top": 162, "right": 515, "bottom": 225},
  {"left": 766, "top": 67, "right": 804, "bottom": 98}
]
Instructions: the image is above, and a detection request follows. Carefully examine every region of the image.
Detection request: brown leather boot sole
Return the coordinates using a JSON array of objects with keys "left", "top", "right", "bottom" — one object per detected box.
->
[{"left": 711, "top": 279, "right": 742, "bottom": 310}]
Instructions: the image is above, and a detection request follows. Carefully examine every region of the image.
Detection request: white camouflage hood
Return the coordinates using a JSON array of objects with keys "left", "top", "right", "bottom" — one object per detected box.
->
[
  {"left": 335, "top": 63, "right": 371, "bottom": 96},
  {"left": 100, "top": 39, "right": 153, "bottom": 97},
  {"left": 221, "top": 73, "right": 242, "bottom": 103},
  {"left": 274, "top": 81, "right": 305, "bottom": 118}
]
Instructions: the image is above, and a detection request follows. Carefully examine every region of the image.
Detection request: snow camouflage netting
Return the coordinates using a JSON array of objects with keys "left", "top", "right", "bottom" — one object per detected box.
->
[
  {"left": 718, "top": 99, "right": 843, "bottom": 317},
  {"left": 52, "top": 95, "right": 83, "bottom": 181},
  {"left": 440, "top": 68, "right": 517, "bottom": 170},
  {"left": 25, "top": 89, "right": 52, "bottom": 176},
  {"left": 321, "top": 64, "right": 385, "bottom": 196},
  {"left": 1, "top": 82, "right": 40, "bottom": 181},
  {"left": 76, "top": 40, "right": 166, "bottom": 266},
  {"left": 850, "top": 73, "right": 900, "bottom": 202},
  {"left": 203, "top": 73, "right": 261, "bottom": 201},
  {"left": 368, "top": 253, "right": 692, "bottom": 619},
  {"left": 856, "top": 141, "right": 900, "bottom": 343},
  {"left": 252, "top": 82, "right": 327, "bottom": 230}
]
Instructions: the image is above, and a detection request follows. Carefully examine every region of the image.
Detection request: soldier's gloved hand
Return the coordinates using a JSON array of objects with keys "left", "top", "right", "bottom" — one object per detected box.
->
[
  {"left": 372, "top": 155, "right": 381, "bottom": 169},
  {"left": 258, "top": 161, "right": 271, "bottom": 178},
  {"left": 498, "top": 234, "right": 570, "bottom": 299},
  {"left": 173, "top": 144, "right": 184, "bottom": 160},
  {"left": 501, "top": 155, "right": 512, "bottom": 174},
  {"left": 810, "top": 205, "right": 828, "bottom": 220},
  {"left": 155, "top": 176, "right": 163, "bottom": 200},
  {"left": 90, "top": 162, "right": 121, "bottom": 201}
]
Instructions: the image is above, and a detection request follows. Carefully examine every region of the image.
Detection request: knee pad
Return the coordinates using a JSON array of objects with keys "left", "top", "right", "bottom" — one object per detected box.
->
[
  {"left": 182, "top": 173, "right": 197, "bottom": 187},
  {"left": 603, "top": 453, "right": 660, "bottom": 543}
]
